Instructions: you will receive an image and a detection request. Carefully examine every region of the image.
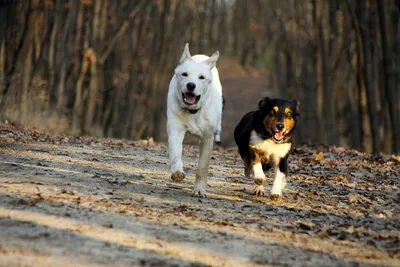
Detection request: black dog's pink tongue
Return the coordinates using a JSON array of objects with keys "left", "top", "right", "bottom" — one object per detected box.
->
[
  {"left": 275, "top": 132, "right": 283, "bottom": 139},
  {"left": 184, "top": 93, "right": 197, "bottom": 105}
]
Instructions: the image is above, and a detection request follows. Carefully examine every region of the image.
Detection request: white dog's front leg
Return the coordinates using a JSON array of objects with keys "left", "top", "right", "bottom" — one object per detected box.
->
[
  {"left": 193, "top": 134, "right": 214, "bottom": 197},
  {"left": 168, "top": 129, "right": 186, "bottom": 182}
]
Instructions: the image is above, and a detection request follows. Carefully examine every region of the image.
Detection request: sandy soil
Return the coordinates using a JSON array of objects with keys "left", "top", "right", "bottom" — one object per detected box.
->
[{"left": 0, "top": 126, "right": 399, "bottom": 267}]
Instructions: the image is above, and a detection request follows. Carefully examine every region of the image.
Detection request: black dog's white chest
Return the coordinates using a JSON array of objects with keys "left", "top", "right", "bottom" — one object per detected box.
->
[{"left": 249, "top": 131, "right": 291, "bottom": 161}]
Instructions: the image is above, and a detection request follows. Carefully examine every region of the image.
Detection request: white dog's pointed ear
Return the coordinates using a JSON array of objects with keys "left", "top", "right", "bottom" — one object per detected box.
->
[
  {"left": 179, "top": 43, "right": 191, "bottom": 64},
  {"left": 205, "top": 51, "right": 219, "bottom": 69}
]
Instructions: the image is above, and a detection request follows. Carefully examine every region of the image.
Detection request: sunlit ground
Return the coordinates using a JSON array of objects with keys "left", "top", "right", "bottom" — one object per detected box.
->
[{"left": 0, "top": 132, "right": 399, "bottom": 266}]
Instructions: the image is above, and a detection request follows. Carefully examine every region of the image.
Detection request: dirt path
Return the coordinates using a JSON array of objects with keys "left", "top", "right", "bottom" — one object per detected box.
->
[{"left": 0, "top": 126, "right": 399, "bottom": 267}]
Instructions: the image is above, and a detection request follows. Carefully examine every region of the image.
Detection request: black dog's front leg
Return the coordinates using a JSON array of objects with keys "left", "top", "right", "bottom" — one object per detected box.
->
[
  {"left": 279, "top": 155, "right": 288, "bottom": 176},
  {"left": 270, "top": 155, "right": 288, "bottom": 199}
]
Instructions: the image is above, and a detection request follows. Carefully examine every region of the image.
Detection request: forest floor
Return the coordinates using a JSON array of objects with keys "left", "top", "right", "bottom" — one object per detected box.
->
[{"left": 0, "top": 124, "right": 399, "bottom": 267}]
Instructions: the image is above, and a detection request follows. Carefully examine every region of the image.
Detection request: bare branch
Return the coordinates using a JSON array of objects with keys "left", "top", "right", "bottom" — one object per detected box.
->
[{"left": 99, "top": 0, "right": 146, "bottom": 64}]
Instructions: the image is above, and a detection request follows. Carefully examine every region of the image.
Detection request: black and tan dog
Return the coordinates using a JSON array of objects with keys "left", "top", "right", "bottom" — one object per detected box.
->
[{"left": 234, "top": 97, "right": 300, "bottom": 200}]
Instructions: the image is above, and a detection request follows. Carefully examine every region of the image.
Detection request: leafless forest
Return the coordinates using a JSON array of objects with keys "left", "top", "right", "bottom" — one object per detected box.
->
[{"left": 0, "top": 0, "right": 399, "bottom": 154}]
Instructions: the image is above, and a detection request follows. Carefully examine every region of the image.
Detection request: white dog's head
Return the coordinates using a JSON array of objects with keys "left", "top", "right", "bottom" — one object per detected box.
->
[{"left": 174, "top": 43, "right": 219, "bottom": 108}]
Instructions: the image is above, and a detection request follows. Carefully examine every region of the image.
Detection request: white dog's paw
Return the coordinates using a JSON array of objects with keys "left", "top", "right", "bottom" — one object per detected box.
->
[
  {"left": 192, "top": 181, "right": 207, "bottom": 198},
  {"left": 253, "top": 185, "right": 266, "bottom": 196},
  {"left": 171, "top": 171, "right": 185, "bottom": 182}
]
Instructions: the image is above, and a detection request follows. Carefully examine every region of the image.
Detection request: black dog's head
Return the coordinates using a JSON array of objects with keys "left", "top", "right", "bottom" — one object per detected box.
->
[{"left": 257, "top": 97, "right": 300, "bottom": 143}]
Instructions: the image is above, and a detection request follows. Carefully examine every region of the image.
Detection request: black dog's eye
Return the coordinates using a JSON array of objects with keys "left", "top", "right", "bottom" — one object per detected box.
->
[
  {"left": 182, "top": 72, "right": 188, "bottom": 77},
  {"left": 286, "top": 112, "right": 292, "bottom": 118},
  {"left": 199, "top": 75, "right": 205, "bottom": 80},
  {"left": 271, "top": 111, "right": 277, "bottom": 117}
]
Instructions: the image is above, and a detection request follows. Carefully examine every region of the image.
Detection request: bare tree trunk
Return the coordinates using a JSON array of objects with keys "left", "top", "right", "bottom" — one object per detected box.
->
[
  {"left": 0, "top": 2, "right": 6, "bottom": 99},
  {"left": 2, "top": 0, "right": 31, "bottom": 99},
  {"left": 0, "top": 1, "right": 13, "bottom": 100},
  {"left": 84, "top": 0, "right": 101, "bottom": 132},
  {"left": 345, "top": 12, "right": 362, "bottom": 151},
  {"left": 359, "top": 0, "right": 380, "bottom": 153},
  {"left": 0, "top": 41, "right": 4, "bottom": 100},
  {"left": 274, "top": 19, "right": 286, "bottom": 97},
  {"left": 319, "top": 1, "right": 337, "bottom": 145},
  {"left": 312, "top": 0, "right": 325, "bottom": 145},
  {"left": 356, "top": 51, "right": 365, "bottom": 151},
  {"left": 72, "top": 46, "right": 90, "bottom": 134},
  {"left": 48, "top": 0, "right": 61, "bottom": 109},
  {"left": 392, "top": 5, "right": 400, "bottom": 126},
  {"left": 284, "top": 41, "right": 293, "bottom": 99},
  {"left": 208, "top": 0, "right": 216, "bottom": 48},
  {"left": 55, "top": 0, "right": 77, "bottom": 113},
  {"left": 94, "top": 0, "right": 108, "bottom": 129},
  {"left": 378, "top": 0, "right": 399, "bottom": 153},
  {"left": 298, "top": 0, "right": 319, "bottom": 145},
  {"left": 86, "top": 58, "right": 99, "bottom": 133},
  {"left": 21, "top": 44, "right": 33, "bottom": 121},
  {"left": 217, "top": 1, "right": 227, "bottom": 47}
]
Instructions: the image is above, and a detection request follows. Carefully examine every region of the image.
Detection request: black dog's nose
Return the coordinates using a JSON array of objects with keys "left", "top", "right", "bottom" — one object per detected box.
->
[
  {"left": 276, "top": 123, "right": 284, "bottom": 131},
  {"left": 186, "top": 82, "right": 196, "bottom": 92}
]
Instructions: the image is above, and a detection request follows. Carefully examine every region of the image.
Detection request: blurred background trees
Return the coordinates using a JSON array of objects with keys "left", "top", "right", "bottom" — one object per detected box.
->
[{"left": 0, "top": 0, "right": 399, "bottom": 154}]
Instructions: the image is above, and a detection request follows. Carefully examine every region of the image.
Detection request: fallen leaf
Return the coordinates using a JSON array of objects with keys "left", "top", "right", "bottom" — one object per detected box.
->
[
  {"left": 139, "top": 140, "right": 148, "bottom": 146},
  {"left": 148, "top": 137, "right": 156, "bottom": 146},
  {"left": 315, "top": 152, "right": 324, "bottom": 161},
  {"left": 306, "top": 191, "right": 317, "bottom": 198},
  {"left": 17, "top": 197, "right": 43, "bottom": 206},
  {"left": 347, "top": 193, "right": 358, "bottom": 203},
  {"left": 214, "top": 220, "right": 234, "bottom": 227},
  {"left": 390, "top": 154, "right": 400, "bottom": 163},
  {"left": 184, "top": 211, "right": 197, "bottom": 218},
  {"left": 331, "top": 175, "right": 349, "bottom": 184},
  {"left": 324, "top": 159, "right": 339, "bottom": 166},
  {"left": 297, "top": 222, "right": 314, "bottom": 231},
  {"left": 316, "top": 230, "right": 330, "bottom": 239}
]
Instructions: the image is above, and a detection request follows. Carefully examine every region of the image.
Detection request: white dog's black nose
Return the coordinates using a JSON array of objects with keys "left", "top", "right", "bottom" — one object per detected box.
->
[{"left": 186, "top": 82, "right": 196, "bottom": 92}]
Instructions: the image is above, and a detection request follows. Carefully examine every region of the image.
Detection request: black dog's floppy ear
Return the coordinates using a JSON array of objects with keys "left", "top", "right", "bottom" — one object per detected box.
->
[
  {"left": 292, "top": 100, "right": 300, "bottom": 116},
  {"left": 258, "top": 97, "right": 270, "bottom": 109}
]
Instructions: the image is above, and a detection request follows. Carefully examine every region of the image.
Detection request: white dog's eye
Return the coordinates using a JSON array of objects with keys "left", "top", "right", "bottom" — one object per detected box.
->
[
  {"left": 182, "top": 72, "right": 188, "bottom": 77},
  {"left": 199, "top": 75, "right": 205, "bottom": 80}
]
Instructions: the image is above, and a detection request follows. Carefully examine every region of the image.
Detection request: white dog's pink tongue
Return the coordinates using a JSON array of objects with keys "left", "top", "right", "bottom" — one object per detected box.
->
[{"left": 184, "top": 93, "right": 196, "bottom": 105}]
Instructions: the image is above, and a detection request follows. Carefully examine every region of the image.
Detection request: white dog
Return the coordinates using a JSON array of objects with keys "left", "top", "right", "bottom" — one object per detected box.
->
[{"left": 167, "top": 43, "right": 223, "bottom": 197}]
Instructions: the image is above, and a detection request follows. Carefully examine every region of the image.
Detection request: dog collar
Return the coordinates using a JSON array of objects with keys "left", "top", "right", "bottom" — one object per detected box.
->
[{"left": 183, "top": 107, "right": 201, "bottom": 114}]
